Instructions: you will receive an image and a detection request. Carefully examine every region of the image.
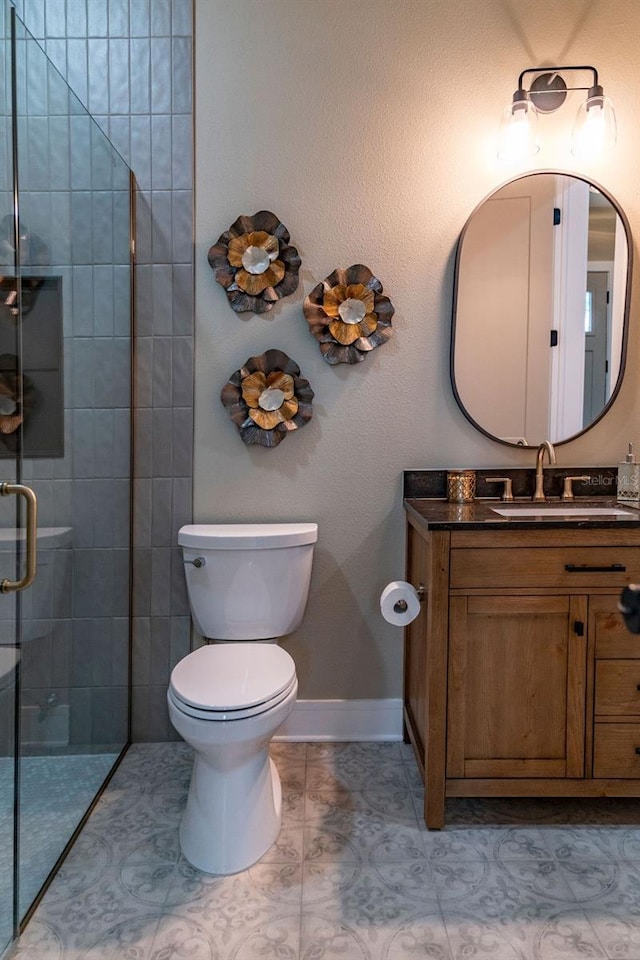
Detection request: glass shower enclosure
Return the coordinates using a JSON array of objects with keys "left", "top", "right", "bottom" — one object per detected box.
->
[{"left": 0, "top": 4, "right": 132, "bottom": 953}]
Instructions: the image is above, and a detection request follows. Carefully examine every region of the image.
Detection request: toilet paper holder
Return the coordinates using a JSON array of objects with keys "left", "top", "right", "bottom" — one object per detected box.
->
[{"left": 394, "top": 584, "right": 425, "bottom": 614}]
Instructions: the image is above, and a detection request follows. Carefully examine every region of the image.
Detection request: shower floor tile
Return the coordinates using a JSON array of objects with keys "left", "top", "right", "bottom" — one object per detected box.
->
[
  {"left": 9, "top": 742, "right": 640, "bottom": 960},
  {"left": 0, "top": 753, "right": 117, "bottom": 920}
]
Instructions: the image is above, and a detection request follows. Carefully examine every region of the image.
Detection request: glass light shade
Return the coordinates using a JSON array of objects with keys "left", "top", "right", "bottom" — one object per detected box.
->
[
  {"left": 497, "top": 99, "right": 540, "bottom": 160},
  {"left": 571, "top": 94, "right": 617, "bottom": 156}
]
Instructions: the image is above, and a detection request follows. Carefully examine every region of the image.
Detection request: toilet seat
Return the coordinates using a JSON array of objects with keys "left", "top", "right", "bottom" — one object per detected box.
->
[
  {"left": 169, "top": 643, "right": 297, "bottom": 721},
  {"left": 168, "top": 674, "right": 297, "bottom": 721}
]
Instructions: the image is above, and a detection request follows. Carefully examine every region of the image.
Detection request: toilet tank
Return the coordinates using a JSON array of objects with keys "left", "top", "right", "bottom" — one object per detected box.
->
[{"left": 178, "top": 523, "right": 318, "bottom": 640}]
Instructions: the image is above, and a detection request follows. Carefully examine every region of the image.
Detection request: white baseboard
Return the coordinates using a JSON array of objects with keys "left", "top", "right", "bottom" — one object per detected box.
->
[{"left": 275, "top": 698, "right": 403, "bottom": 742}]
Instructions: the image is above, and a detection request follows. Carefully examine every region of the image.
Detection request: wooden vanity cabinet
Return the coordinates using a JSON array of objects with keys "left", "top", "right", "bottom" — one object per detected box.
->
[{"left": 404, "top": 513, "right": 640, "bottom": 828}]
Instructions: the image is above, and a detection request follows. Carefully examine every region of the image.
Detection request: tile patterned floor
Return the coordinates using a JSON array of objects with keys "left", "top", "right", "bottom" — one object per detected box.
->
[{"left": 9, "top": 741, "right": 640, "bottom": 960}]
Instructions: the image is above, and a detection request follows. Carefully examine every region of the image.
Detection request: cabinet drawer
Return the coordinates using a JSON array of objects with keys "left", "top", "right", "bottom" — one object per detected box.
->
[
  {"left": 593, "top": 605, "right": 640, "bottom": 658},
  {"left": 450, "top": 547, "right": 638, "bottom": 590},
  {"left": 595, "top": 661, "right": 640, "bottom": 715},
  {"left": 593, "top": 724, "right": 640, "bottom": 778}
]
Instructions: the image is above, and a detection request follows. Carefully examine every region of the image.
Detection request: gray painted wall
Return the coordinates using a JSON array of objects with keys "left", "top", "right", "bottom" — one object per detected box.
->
[{"left": 194, "top": 0, "right": 640, "bottom": 703}]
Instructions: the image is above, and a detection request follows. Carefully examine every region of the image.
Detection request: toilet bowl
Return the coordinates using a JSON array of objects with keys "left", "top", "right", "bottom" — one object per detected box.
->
[{"left": 169, "top": 522, "right": 317, "bottom": 875}]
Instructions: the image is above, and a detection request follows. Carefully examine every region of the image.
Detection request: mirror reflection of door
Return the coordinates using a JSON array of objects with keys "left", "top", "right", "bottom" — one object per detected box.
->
[{"left": 583, "top": 271, "right": 609, "bottom": 427}]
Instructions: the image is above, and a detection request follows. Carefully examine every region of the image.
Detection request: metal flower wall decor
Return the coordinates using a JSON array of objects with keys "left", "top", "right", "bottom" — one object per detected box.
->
[
  {"left": 208, "top": 211, "right": 301, "bottom": 314},
  {"left": 303, "top": 263, "right": 394, "bottom": 364},
  {"left": 221, "top": 349, "right": 314, "bottom": 448},
  {"left": 0, "top": 358, "right": 36, "bottom": 451}
]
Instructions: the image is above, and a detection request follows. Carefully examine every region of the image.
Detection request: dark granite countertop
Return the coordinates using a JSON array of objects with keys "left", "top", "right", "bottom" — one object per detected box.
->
[
  {"left": 404, "top": 497, "right": 640, "bottom": 531},
  {"left": 403, "top": 467, "right": 640, "bottom": 530}
]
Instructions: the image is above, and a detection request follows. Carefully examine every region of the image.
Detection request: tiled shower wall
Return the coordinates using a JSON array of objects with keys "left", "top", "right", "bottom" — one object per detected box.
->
[{"left": 15, "top": 0, "right": 195, "bottom": 741}]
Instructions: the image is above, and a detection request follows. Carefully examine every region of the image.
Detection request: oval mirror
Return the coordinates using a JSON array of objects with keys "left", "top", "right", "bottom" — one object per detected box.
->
[{"left": 451, "top": 172, "right": 632, "bottom": 447}]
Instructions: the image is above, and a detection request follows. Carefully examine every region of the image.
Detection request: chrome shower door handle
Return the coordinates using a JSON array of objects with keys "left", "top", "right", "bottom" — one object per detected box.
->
[{"left": 0, "top": 482, "right": 37, "bottom": 593}]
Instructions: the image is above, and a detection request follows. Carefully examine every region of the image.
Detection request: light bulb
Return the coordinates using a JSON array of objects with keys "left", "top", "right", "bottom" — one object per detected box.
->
[
  {"left": 497, "top": 96, "right": 540, "bottom": 161},
  {"left": 571, "top": 87, "right": 616, "bottom": 156}
]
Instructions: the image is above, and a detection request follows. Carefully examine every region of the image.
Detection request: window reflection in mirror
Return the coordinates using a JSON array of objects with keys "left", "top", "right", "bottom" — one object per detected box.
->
[{"left": 451, "top": 173, "right": 631, "bottom": 447}]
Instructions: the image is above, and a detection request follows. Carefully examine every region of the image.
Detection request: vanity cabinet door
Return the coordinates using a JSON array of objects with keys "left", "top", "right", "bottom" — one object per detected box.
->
[{"left": 447, "top": 594, "right": 587, "bottom": 779}]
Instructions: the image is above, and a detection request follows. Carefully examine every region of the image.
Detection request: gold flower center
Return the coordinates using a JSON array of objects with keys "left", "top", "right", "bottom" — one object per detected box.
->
[
  {"left": 338, "top": 298, "right": 367, "bottom": 324},
  {"left": 242, "top": 245, "right": 272, "bottom": 275},
  {"left": 258, "top": 387, "right": 285, "bottom": 411}
]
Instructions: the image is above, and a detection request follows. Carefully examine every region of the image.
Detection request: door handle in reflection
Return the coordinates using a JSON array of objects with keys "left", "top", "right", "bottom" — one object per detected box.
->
[{"left": 0, "top": 483, "right": 37, "bottom": 593}]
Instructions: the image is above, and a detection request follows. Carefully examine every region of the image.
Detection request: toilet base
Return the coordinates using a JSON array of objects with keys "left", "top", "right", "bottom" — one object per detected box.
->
[{"left": 179, "top": 750, "right": 282, "bottom": 875}]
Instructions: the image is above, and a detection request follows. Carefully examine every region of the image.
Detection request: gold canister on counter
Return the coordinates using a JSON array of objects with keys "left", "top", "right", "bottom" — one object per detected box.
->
[{"left": 447, "top": 469, "right": 476, "bottom": 503}]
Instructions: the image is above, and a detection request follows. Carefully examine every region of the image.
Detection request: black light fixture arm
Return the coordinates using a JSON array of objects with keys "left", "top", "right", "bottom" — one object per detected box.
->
[{"left": 517, "top": 65, "right": 599, "bottom": 95}]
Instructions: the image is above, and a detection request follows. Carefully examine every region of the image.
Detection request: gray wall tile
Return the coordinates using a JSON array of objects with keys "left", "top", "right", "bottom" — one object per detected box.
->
[
  {"left": 87, "top": 1, "right": 108, "bottom": 38},
  {"left": 132, "top": 615, "right": 150, "bottom": 685},
  {"left": 135, "top": 336, "right": 153, "bottom": 407},
  {"left": 172, "top": 336, "right": 193, "bottom": 407},
  {"left": 109, "top": 38, "right": 130, "bottom": 114},
  {"left": 150, "top": 0, "right": 172, "bottom": 37},
  {"left": 151, "top": 114, "right": 172, "bottom": 190},
  {"left": 151, "top": 263, "right": 173, "bottom": 335},
  {"left": 130, "top": 38, "right": 151, "bottom": 115},
  {"left": 150, "top": 37, "right": 172, "bottom": 112},
  {"left": 131, "top": 683, "right": 178, "bottom": 741},
  {"left": 151, "top": 190, "right": 172, "bottom": 261},
  {"left": 134, "top": 190, "right": 152, "bottom": 263},
  {"left": 18, "top": 0, "right": 194, "bottom": 744},
  {"left": 133, "top": 478, "right": 152, "bottom": 547},
  {"left": 152, "top": 337, "right": 172, "bottom": 409},
  {"left": 171, "top": 478, "right": 191, "bottom": 534},
  {"left": 132, "top": 549, "right": 152, "bottom": 617},
  {"left": 172, "top": 406, "right": 192, "bottom": 477},
  {"left": 130, "top": 1, "right": 150, "bottom": 39},
  {"left": 172, "top": 0, "right": 192, "bottom": 37},
  {"left": 171, "top": 189, "right": 192, "bottom": 262},
  {"left": 171, "top": 114, "right": 192, "bottom": 190},
  {"left": 151, "top": 407, "right": 172, "bottom": 476},
  {"left": 112, "top": 619, "right": 130, "bottom": 686},
  {"left": 171, "top": 37, "right": 192, "bottom": 113},
  {"left": 66, "top": 37, "right": 88, "bottom": 104},
  {"left": 169, "top": 548, "right": 188, "bottom": 616},
  {"left": 108, "top": 0, "right": 129, "bottom": 39},
  {"left": 172, "top": 263, "right": 193, "bottom": 335},
  {"left": 151, "top": 478, "right": 173, "bottom": 547},
  {"left": 93, "top": 265, "right": 115, "bottom": 335},
  {"left": 134, "top": 407, "right": 153, "bottom": 477},
  {"left": 65, "top": 0, "right": 87, "bottom": 39},
  {"left": 170, "top": 616, "right": 190, "bottom": 667},
  {"left": 150, "top": 547, "right": 171, "bottom": 617},
  {"left": 44, "top": 0, "right": 66, "bottom": 38},
  {"left": 150, "top": 617, "right": 170, "bottom": 683}
]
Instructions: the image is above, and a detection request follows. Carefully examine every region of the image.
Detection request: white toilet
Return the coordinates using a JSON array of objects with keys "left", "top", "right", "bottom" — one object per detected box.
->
[{"left": 168, "top": 521, "right": 317, "bottom": 875}]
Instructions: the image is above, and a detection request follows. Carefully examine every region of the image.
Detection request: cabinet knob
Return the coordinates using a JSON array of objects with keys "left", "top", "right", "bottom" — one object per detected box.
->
[{"left": 636, "top": 747, "right": 640, "bottom": 756}]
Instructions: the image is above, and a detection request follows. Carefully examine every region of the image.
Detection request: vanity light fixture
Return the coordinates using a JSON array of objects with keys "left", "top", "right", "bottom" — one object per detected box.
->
[{"left": 498, "top": 66, "right": 617, "bottom": 161}]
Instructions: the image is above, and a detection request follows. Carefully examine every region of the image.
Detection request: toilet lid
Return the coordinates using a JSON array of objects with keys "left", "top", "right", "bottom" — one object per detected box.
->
[
  {"left": 169, "top": 643, "right": 296, "bottom": 711},
  {"left": 178, "top": 523, "right": 317, "bottom": 549}
]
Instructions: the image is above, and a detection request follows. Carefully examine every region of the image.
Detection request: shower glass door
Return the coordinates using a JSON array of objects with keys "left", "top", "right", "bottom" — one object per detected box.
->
[
  {"left": 1, "top": 4, "right": 133, "bottom": 951},
  {"left": 0, "top": 0, "right": 19, "bottom": 953}
]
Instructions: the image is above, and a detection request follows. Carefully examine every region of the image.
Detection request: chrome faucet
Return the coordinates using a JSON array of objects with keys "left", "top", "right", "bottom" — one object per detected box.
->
[{"left": 533, "top": 440, "right": 556, "bottom": 501}]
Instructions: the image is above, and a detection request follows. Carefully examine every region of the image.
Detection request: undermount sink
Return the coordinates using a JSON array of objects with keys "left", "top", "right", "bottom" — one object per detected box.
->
[{"left": 492, "top": 505, "right": 637, "bottom": 518}]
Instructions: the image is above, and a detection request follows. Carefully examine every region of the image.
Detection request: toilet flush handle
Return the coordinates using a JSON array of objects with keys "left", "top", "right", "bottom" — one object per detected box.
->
[{"left": 185, "top": 556, "right": 206, "bottom": 568}]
